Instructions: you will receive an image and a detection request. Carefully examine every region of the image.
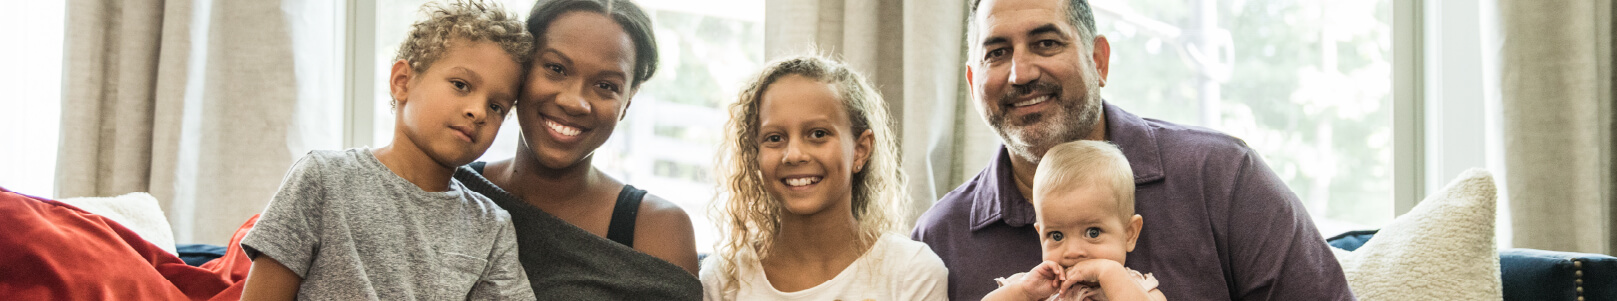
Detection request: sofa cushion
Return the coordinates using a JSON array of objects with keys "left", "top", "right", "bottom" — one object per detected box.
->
[
  {"left": 178, "top": 244, "right": 230, "bottom": 267},
  {"left": 0, "top": 186, "right": 252, "bottom": 300},
  {"left": 1331, "top": 168, "right": 1501, "bottom": 300}
]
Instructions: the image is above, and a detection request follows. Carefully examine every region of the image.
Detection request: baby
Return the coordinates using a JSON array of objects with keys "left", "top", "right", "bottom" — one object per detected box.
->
[{"left": 984, "top": 140, "right": 1166, "bottom": 301}]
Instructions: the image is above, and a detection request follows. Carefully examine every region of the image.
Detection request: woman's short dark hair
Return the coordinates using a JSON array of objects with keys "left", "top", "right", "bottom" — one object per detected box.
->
[{"left": 527, "top": 0, "right": 660, "bottom": 90}]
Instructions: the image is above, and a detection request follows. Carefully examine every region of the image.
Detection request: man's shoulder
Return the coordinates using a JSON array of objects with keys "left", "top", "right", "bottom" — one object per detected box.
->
[
  {"left": 1137, "top": 117, "right": 1256, "bottom": 159},
  {"left": 1138, "top": 117, "right": 1248, "bottom": 148},
  {"left": 912, "top": 176, "right": 984, "bottom": 236}
]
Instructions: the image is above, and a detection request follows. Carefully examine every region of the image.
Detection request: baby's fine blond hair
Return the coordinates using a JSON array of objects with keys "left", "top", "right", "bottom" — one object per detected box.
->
[{"left": 1034, "top": 140, "right": 1135, "bottom": 219}]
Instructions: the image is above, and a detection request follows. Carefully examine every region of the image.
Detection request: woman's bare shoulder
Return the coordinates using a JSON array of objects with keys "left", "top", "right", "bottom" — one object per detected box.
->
[{"left": 634, "top": 192, "right": 700, "bottom": 274}]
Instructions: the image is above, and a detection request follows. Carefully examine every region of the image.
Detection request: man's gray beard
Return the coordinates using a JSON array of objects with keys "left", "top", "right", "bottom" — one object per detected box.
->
[{"left": 990, "top": 80, "right": 1103, "bottom": 166}]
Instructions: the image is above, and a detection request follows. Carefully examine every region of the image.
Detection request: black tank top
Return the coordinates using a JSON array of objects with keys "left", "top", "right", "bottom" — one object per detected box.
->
[{"left": 469, "top": 161, "right": 643, "bottom": 248}]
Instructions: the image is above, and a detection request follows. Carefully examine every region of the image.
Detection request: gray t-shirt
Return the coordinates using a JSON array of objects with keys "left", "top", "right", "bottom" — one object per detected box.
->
[{"left": 241, "top": 149, "right": 534, "bottom": 300}]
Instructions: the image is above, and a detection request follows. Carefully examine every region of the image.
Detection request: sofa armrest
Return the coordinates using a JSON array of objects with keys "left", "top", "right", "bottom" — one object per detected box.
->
[{"left": 1501, "top": 248, "right": 1616, "bottom": 301}]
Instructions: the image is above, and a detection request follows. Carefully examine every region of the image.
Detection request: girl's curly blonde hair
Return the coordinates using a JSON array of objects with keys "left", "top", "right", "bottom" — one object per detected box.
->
[
  {"left": 710, "top": 55, "right": 909, "bottom": 294},
  {"left": 395, "top": 0, "right": 534, "bottom": 74}
]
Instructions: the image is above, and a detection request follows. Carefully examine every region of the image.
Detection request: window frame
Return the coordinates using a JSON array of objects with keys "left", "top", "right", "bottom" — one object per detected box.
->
[{"left": 337, "top": 0, "right": 1491, "bottom": 231}]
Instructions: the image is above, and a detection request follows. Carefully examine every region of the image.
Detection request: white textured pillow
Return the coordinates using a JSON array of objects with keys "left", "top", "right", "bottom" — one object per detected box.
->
[
  {"left": 57, "top": 192, "right": 178, "bottom": 255},
  {"left": 1332, "top": 168, "right": 1502, "bottom": 300}
]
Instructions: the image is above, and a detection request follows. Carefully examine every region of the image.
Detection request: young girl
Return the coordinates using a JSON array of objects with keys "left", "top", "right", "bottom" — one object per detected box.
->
[
  {"left": 984, "top": 140, "right": 1165, "bottom": 301},
  {"left": 701, "top": 55, "right": 948, "bottom": 300}
]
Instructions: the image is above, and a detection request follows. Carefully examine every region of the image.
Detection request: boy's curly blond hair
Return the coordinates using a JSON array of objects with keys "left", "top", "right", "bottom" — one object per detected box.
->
[{"left": 396, "top": 0, "right": 534, "bottom": 73}]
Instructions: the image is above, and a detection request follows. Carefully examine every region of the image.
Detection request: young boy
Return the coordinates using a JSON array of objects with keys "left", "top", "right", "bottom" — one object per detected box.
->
[
  {"left": 984, "top": 140, "right": 1166, "bottom": 301},
  {"left": 238, "top": 1, "right": 535, "bottom": 299}
]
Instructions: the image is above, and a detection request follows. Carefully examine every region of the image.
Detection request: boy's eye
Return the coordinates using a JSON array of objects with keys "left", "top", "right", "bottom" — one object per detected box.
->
[
  {"left": 488, "top": 103, "right": 504, "bottom": 113},
  {"left": 1049, "top": 231, "right": 1064, "bottom": 242},
  {"left": 452, "top": 80, "right": 468, "bottom": 91},
  {"left": 1085, "top": 227, "right": 1101, "bottom": 238},
  {"left": 810, "top": 129, "right": 828, "bottom": 138}
]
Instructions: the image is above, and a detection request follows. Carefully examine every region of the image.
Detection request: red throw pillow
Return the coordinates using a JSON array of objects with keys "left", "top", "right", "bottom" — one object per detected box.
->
[{"left": 0, "top": 187, "right": 254, "bottom": 300}]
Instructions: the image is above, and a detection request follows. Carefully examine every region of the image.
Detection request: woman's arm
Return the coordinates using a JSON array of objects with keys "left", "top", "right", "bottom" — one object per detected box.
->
[
  {"left": 634, "top": 194, "right": 701, "bottom": 275},
  {"left": 241, "top": 255, "right": 302, "bottom": 301}
]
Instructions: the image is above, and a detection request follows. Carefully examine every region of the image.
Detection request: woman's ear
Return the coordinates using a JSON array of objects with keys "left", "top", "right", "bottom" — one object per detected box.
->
[
  {"left": 853, "top": 129, "right": 874, "bottom": 173},
  {"left": 618, "top": 89, "right": 638, "bottom": 121},
  {"left": 1125, "top": 214, "right": 1143, "bottom": 252},
  {"left": 389, "top": 59, "right": 414, "bottom": 107}
]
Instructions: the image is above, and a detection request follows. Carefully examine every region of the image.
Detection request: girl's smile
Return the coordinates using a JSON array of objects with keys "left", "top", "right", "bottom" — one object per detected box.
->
[{"left": 756, "top": 75, "right": 872, "bottom": 217}]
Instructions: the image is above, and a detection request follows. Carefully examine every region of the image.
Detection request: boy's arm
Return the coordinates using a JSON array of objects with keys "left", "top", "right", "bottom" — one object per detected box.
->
[
  {"left": 239, "top": 153, "right": 327, "bottom": 299},
  {"left": 469, "top": 213, "right": 535, "bottom": 300},
  {"left": 241, "top": 255, "right": 302, "bottom": 301}
]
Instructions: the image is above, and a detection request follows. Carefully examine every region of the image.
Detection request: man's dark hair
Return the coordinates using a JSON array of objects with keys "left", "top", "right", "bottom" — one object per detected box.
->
[
  {"left": 966, "top": 0, "right": 1097, "bottom": 60},
  {"left": 527, "top": 0, "right": 660, "bottom": 89}
]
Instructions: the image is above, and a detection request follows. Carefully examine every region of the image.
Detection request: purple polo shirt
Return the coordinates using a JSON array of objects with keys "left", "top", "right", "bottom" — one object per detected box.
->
[{"left": 911, "top": 102, "right": 1354, "bottom": 300}]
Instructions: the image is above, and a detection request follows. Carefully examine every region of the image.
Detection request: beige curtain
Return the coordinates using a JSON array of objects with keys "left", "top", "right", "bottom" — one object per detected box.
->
[
  {"left": 765, "top": 0, "right": 999, "bottom": 227},
  {"left": 1498, "top": 0, "right": 1617, "bottom": 254},
  {"left": 57, "top": 0, "right": 340, "bottom": 245}
]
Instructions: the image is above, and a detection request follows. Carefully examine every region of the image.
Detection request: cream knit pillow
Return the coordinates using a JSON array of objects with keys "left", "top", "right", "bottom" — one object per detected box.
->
[
  {"left": 57, "top": 192, "right": 178, "bottom": 255},
  {"left": 1332, "top": 168, "right": 1502, "bottom": 300}
]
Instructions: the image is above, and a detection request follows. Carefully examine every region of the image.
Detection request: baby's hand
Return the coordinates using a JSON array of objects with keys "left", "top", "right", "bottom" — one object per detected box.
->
[
  {"left": 997, "top": 260, "right": 1068, "bottom": 299},
  {"left": 1060, "top": 258, "right": 1126, "bottom": 287}
]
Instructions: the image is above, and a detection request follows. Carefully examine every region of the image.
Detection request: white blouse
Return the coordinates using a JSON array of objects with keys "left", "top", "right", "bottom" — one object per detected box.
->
[{"left": 700, "top": 233, "right": 950, "bottom": 301}]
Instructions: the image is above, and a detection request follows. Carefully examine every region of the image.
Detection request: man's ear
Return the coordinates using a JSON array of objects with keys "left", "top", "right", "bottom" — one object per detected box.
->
[
  {"left": 1092, "top": 35, "right": 1111, "bottom": 87},
  {"left": 389, "top": 59, "right": 414, "bottom": 106},
  {"left": 965, "top": 64, "right": 979, "bottom": 96},
  {"left": 853, "top": 129, "right": 874, "bottom": 173},
  {"left": 1124, "top": 214, "right": 1143, "bottom": 252}
]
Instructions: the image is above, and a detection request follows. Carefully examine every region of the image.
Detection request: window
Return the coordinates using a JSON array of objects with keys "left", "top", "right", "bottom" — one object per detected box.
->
[
  {"left": 1093, "top": 0, "right": 1394, "bottom": 235},
  {"left": 369, "top": 0, "right": 763, "bottom": 253},
  {"left": 0, "top": 1, "right": 67, "bottom": 198}
]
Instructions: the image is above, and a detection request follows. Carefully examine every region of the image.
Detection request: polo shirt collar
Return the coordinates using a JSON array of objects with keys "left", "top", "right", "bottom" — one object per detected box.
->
[
  {"left": 968, "top": 100, "right": 1166, "bottom": 231},
  {"left": 1103, "top": 102, "right": 1167, "bottom": 184}
]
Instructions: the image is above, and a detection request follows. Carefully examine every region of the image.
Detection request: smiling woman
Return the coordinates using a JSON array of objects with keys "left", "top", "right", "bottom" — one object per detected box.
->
[{"left": 426, "top": 0, "right": 724, "bottom": 299}]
